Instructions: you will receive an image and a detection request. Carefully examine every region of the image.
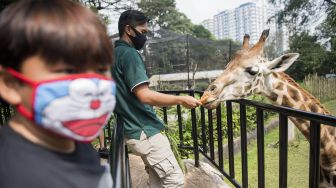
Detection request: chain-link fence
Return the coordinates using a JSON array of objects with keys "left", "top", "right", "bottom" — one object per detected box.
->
[{"left": 112, "top": 28, "right": 241, "bottom": 90}]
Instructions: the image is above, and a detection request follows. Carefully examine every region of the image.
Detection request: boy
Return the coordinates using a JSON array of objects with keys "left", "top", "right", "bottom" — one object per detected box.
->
[
  {"left": 0, "top": 0, "right": 116, "bottom": 188},
  {"left": 112, "top": 10, "right": 201, "bottom": 188}
]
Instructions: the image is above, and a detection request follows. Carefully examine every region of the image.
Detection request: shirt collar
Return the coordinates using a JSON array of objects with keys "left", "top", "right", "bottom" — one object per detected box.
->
[{"left": 115, "top": 39, "right": 133, "bottom": 48}]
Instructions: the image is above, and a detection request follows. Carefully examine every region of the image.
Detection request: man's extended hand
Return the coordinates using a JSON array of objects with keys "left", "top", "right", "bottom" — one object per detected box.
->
[{"left": 178, "top": 96, "right": 202, "bottom": 109}]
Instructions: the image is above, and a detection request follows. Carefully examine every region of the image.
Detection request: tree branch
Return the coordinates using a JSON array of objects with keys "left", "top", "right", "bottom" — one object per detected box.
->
[{"left": 324, "top": 0, "right": 336, "bottom": 6}]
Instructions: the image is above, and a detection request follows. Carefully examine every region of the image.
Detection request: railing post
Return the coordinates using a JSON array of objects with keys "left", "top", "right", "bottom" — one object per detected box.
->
[
  {"left": 125, "top": 145, "right": 132, "bottom": 188},
  {"left": 240, "top": 103, "right": 248, "bottom": 188},
  {"left": 200, "top": 106, "right": 207, "bottom": 153},
  {"left": 226, "top": 101, "right": 235, "bottom": 178},
  {"left": 208, "top": 109, "right": 215, "bottom": 160},
  {"left": 190, "top": 90, "right": 199, "bottom": 167},
  {"left": 216, "top": 105, "right": 224, "bottom": 171},
  {"left": 177, "top": 104, "right": 184, "bottom": 146},
  {"left": 309, "top": 121, "right": 320, "bottom": 188},
  {"left": 257, "top": 108, "right": 265, "bottom": 188},
  {"left": 279, "top": 114, "right": 288, "bottom": 188},
  {"left": 110, "top": 117, "right": 131, "bottom": 188},
  {"left": 163, "top": 107, "right": 168, "bottom": 124}
]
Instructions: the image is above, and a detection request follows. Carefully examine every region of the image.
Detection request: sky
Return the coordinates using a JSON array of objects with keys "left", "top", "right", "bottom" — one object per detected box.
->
[
  {"left": 175, "top": 0, "right": 256, "bottom": 24},
  {"left": 107, "top": 0, "right": 259, "bottom": 34}
]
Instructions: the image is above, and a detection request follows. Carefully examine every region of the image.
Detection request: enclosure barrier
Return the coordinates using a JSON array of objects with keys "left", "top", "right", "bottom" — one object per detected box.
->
[
  {"left": 159, "top": 90, "right": 336, "bottom": 188},
  {"left": 2, "top": 90, "right": 336, "bottom": 188},
  {"left": 99, "top": 117, "right": 132, "bottom": 188}
]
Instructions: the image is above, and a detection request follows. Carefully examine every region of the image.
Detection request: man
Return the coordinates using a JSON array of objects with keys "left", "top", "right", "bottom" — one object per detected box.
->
[{"left": 112, "top": 10, "right": 202, "bottom": 188}]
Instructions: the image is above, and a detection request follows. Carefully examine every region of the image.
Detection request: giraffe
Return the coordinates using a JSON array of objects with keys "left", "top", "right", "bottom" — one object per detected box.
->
[{"left": 200, "top": 29, "right": 336, "bottom": 187}]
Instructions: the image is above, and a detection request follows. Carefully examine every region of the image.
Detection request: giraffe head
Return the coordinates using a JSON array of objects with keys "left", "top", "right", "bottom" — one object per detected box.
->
[{"left": 201, "top": 30, "right": 299, "bottom": 109}]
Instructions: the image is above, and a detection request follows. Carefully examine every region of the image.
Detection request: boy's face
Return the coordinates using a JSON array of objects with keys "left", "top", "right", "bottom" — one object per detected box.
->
[{"left": 0, "top": 55, "right": 111, "bottom": 110}]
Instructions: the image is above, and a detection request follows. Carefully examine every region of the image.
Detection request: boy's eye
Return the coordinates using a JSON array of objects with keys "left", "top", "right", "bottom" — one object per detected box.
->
[
  {"left": 96, "top": 67, "right": 109, "bottom": 74},
  {"left": 55, "top": 68, "right": 79, "bottom": 74},
  {"left": 63, "top": 69, "right": 79, "bottom": 74}
]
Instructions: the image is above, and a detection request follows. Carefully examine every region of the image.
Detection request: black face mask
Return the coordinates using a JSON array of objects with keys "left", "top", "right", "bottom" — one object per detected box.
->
[{"left": 128, "top": 27, "right": 147, "bottom": 50}]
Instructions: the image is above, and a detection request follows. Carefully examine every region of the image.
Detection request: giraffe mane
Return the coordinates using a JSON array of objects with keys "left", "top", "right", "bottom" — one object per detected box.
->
[{"left": 278, "top": 72, "right": 331, "bottom": 115}]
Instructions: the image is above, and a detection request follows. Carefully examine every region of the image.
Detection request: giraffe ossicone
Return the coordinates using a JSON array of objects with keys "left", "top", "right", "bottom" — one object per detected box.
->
[{"left": 201, "top": 30, "right": 335, "bottom": 187}]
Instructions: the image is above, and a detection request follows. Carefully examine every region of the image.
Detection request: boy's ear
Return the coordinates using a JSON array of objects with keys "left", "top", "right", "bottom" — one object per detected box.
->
[{"left": 0, "top": 73, "right": 22, "bottom": 105}]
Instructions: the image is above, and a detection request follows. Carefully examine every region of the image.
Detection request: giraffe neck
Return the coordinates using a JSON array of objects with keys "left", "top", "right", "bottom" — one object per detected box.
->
[
  {"left": 262, "top": 72, "right": 331, "bottom": 139},
  {"left": 262, "top": 72, "right": 336, "bottom": 173}
]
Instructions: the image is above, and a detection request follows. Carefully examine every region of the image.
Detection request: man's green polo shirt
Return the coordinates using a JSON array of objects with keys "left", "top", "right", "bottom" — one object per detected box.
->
[{"left": 112, "top": 40, "right": 165, "bottom": 140}]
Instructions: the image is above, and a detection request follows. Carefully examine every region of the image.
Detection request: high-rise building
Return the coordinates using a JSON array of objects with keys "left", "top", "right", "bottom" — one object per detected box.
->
[
  {"left": 213, "top": 9, "right": 236, "bottom": 40},
  {"left": 213, "top": 1, "right": 282, "bottom": 46},
  {"left": 200, "top": 19, "right": 215, "bottom": 35}
]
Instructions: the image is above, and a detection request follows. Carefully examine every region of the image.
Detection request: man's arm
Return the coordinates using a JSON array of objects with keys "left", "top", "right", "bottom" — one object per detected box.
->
[{"left": 133, "top": 84, "right": 201, "bottom": 109}]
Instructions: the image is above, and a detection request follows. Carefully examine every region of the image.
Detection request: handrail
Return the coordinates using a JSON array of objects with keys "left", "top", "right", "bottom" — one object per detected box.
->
[
  {"left": 236, "top": 99, "right": 336, "bottom": 126},
  {"left": 108, "top": 117, "right": 131, "bottom": 188},
  {"left": 92, "top": 89, "right": 336, "bottom": 188},
  {"left": 156, "top": 90, "right": 336, "bottom": 188}
]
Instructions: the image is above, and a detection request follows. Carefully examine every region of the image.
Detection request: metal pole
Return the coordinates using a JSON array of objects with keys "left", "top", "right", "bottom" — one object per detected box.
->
[
  {"left": 190, "top": 90, "right": 199, "bottom": 167},
  {"left": 257, "top": 108, "right": 265, "bottom": 188},
  {"left": 186, "top": 34, "right": 190, "bottom": 89},
  {"left": 240, "top": 103, "right": 248, "bottom": 188},
  {"left": 309, "top": 121, "right": 320, "bottom": 188},
  {"left": 279, "top": 114, "right": 288, "bottom": 188}
]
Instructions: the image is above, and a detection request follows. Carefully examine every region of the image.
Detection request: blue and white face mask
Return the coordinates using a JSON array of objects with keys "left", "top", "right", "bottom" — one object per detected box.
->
[{"left": 7, "top": 68, "right": 116, "bottom": 142}]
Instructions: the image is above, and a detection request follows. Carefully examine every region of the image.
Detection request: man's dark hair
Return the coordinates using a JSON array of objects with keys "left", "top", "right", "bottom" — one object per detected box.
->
[
  {"left": 0, "top": 0, "right": 113, "bottom": 71},
  {"left": 118, "top": 10, "right": 149, "bottom": 37}
]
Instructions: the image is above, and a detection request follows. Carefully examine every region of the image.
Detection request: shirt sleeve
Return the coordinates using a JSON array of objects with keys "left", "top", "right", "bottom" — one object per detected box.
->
[{"left": 122, "top": 50, "right": 150, "bottom": 92}]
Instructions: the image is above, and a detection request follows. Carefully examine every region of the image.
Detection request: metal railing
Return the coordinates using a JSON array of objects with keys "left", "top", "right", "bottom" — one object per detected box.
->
[
  {"left": 99, "top": 117, "right": 132, "bottom": 188},
  {"left": 158, "top": 90, "right": 336, "bottom": 188},
  {"left": 2, "top": 89, "right": 334, "bottom": 188}
]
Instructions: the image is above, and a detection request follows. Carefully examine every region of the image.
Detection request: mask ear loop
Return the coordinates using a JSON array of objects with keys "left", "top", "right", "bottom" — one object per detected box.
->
[
  {"left": 6, "top": 68, "right": 37, "bottom": 121},
  {"left": 6, "top": 68, "right": 37, "bottom": 86}
]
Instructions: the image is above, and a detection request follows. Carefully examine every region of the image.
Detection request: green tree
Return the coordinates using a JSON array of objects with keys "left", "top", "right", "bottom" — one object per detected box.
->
[
  {"left": 138, "top": 0, "right": 193, "bottom": 34},
  {"left": 269, "top": 0, "right": 336, "bottom": 34},
  {"left": 269, "top": 0, "right": 336, "bottom": 77},
  {"left": 79, "top": 0, "right": 135, "bottom": 11},
  {"left": 191, "top": 25, "right": 213, "bottom": 39},
  {"left": 287, "top": 32, "right": 327, "bottom": 80},
  {"left": 78, "top": 0, "right": 136, "bottom": 26},
  {"left": 137, "top": 0, "right": 213, "bottom": 39}
]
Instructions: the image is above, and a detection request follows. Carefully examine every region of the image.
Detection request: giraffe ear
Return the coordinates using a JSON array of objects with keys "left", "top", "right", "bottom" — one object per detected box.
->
[{"left": 267, "top": 53, "right": 299, "bottom": 72}]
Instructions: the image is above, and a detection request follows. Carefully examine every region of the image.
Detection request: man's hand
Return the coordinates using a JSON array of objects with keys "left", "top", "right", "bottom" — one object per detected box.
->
[
  {"left": 134, "top": 84, "right": 202, "bottom": 108},
  {"left": 178, "top": 96, "right": 202, "bottom": 109}
]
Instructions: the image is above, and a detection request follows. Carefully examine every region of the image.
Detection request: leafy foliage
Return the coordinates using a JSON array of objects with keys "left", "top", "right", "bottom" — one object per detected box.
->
[
  {"left": 137, "top": 0, "right": 213, "bottom": 39},
  {"left": 268, "top": 0, "right": 334, "bottom": 33},
  {"left": 78, "top": 0, "right": 135, "bottom": 11},
  {"left": 269, "top": 0, "right": 336, "bottom": 80},
  {"left": 156, "top": 95, "right": 274, "bottom": 159},
  {"left": 287, "top": 32, "right": 328, "bottom": 80}
]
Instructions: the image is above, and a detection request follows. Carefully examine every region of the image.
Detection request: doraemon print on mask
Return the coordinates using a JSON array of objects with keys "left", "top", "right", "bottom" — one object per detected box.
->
[{"left": 7, "top": 68, "right": 116, "bottom": 142}]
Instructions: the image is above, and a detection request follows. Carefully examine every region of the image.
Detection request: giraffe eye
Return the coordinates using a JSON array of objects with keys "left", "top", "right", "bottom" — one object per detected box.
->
[
  {"left": 246, "top": 67, "right": 259, "bottom": 75},
  {"left": 209, "top": 85, "right": 217, "bottom": 92}
]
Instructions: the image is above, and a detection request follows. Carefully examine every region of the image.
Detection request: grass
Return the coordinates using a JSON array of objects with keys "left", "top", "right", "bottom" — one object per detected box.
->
[
  {"left": 223, "top": 127, "right": 309, "bottom": 188},
  {"left": 324, "top": 99, "right": 336, "bottom": 115},
  {"left": 222, "top": 99, "right": 336, "bottom": 187}
]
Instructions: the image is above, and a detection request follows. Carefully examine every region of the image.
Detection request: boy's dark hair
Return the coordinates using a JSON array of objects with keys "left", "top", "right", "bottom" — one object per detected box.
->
[
  {"left": 0, "top": 0, "right": 113, "bottom": 71},
  {"left": 118, "top": 10, "right": 149, "bottom": 37}
]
